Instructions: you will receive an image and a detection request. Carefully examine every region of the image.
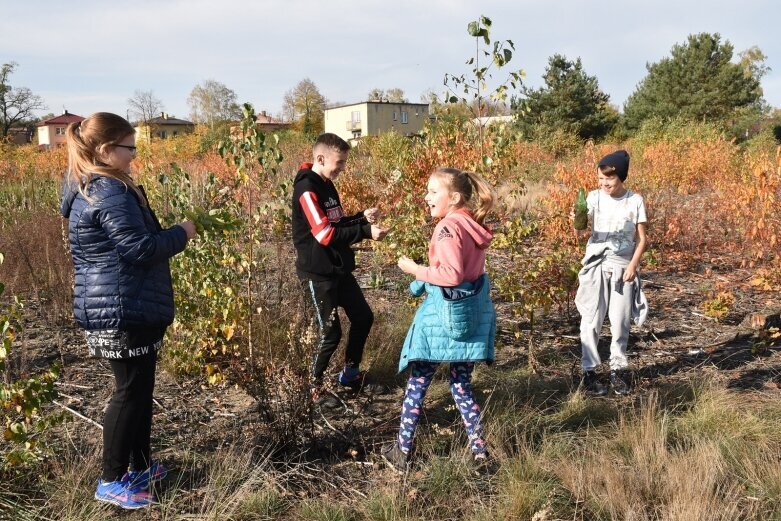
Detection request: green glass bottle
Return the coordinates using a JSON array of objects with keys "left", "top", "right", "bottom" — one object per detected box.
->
[{"left": 573, "top": 188, "right": 588, "bottom": 230}]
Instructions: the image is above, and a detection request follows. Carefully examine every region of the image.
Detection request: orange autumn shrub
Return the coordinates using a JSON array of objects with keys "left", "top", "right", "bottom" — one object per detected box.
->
[
  {"left": 725, "top": 147, "right": 781, "bottom": 264},
  {"left": 0, "top": 143, "right": 67, "bottom": 180},
  {"left": 537, "top": 121, "right": 780, "bottom": 270}
]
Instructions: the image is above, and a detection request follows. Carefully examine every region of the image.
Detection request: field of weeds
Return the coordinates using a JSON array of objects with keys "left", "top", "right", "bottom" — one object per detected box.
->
[{"left": 2, "top": 119, "right": 781, "bottom": 520}]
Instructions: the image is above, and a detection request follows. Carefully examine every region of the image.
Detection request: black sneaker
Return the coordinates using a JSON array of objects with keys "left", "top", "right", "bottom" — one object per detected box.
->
[
  {"left": 380, "top": 442, "right": 409, "bottom": 473},
  {"left": 581, "top": 371, "right": 608, "bottom": 396},
  {"left": 609, "top": 370, "right": 630, "bottom": 396}
]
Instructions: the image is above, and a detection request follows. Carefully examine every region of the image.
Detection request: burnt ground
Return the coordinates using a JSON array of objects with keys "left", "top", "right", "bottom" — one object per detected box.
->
[{"left": 8, "top": 256, "right": 781, "bottom": 515}]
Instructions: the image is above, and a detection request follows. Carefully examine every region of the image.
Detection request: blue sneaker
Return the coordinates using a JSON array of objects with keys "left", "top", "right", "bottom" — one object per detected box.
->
[
  {"left": 337, "top": 370, "right": 388, "bottom": 394},
  {"left": 125, "top": 460, "right": 168, "bottom": 491},
  {"left": 338, "top": 367, "right": 361, "bottom": 386},
  {"left": 95, "top": 479, "right": 154, "bottom": 509}
]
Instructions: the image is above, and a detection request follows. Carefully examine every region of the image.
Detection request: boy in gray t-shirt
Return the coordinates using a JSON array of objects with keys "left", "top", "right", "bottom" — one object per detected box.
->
[{"left": 575, "top": 150, "right": 648, "bottom": 396}]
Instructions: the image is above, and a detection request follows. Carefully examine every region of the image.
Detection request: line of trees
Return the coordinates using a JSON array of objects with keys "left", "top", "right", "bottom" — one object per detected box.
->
[
  {"left": 2, "top": 31, "right": 777, "bottom": 143},
  {"left": 512, "top": 32, "right": 771, "bottom": 140}
]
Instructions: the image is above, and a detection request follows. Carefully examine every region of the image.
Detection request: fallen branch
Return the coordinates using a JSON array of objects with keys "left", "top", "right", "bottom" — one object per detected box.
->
[
  {"left": 54, "top": 381, "right": 91, "bottom": 390},
  {"left": 52, "top": 400, "right": 103, "bottom": 430},
  {"left": 318, "top": 410, "right": 350, "bottom": 441},
  {"left": 691, "top": 311, "right": 718, "bottom": 321}
]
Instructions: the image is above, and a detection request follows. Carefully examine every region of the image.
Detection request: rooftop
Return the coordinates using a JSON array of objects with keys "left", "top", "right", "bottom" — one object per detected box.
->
[
  {"left": 143, "top": 112, "right": 194, "bottom": 126},
  {"left": 38, "top": 111, "right": 85, "bottom": 127},
  {"left": 325, "top": 100, "right": 429, "bottom": 111}
]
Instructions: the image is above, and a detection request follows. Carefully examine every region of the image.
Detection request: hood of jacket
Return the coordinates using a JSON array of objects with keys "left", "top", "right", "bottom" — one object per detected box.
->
[
  {"left": 294, "top": 163, "right": 320, "bottom": 186},
  {"left": 447, "top": 209, "right": 493, "bottom": 250}
]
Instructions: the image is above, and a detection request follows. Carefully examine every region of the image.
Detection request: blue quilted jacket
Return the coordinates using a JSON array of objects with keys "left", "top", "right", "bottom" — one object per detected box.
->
[
  {"left": 60, "top": 175, "right": 188, "bottom": 331},
  {"left": 398, "top": 273, "right": 496, "bottom": 373}
]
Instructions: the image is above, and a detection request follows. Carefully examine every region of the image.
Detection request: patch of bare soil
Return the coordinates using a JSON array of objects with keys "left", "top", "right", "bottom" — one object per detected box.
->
[{"left": 11, "top": 257, "right": 781, "bottom": 508}]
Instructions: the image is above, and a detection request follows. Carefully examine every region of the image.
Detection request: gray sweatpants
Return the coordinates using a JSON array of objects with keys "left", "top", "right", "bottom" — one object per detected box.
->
[{"left": 579, "top": 267, "right": 633, "bottom": 371}]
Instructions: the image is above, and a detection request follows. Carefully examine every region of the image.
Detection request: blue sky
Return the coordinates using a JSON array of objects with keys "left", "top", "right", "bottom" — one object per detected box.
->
[{"left": 2, "top": 0, "right": 779, "bottom": 121}]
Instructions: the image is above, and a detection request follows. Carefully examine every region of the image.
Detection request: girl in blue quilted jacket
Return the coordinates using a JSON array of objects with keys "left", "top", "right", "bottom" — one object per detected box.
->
[
  {"left": 61, "top": 113, "right": 196, "bottom": 509},
  {"left": 381, "top": 167, "right": 496, "bottom": 471}
]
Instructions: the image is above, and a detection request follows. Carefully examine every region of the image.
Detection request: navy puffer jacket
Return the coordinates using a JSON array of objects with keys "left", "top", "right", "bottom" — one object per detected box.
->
[{"left": 60, "top": 175, "right": 188, "bottom": 331}]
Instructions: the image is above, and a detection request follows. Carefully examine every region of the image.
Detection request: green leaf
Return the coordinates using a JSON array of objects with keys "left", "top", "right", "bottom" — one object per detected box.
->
[{"left": 467, "top": 21, "right": 480, "bottom": 37}]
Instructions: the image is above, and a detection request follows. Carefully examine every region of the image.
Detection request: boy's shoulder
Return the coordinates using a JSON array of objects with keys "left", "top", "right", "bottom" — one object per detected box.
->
[
  {"left": 293, "top": 170, "right": 321, "bottom": 193},
  {"left": 625, "top": 190, "right": 645, "bottom": 203}
]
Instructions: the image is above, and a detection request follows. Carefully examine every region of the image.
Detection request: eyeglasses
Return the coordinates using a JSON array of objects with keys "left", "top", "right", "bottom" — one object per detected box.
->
[{"left": 114, "top": 144, "right": 137, "bottom": 156}]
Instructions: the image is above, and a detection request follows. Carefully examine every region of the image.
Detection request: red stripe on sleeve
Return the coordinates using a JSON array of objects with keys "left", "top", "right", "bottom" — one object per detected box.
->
[{"left": 299, "top": 191, "right": 334, "bottom": 245}]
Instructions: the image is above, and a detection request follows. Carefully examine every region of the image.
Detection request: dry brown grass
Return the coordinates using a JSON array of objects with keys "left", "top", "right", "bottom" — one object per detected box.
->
[
  {"left": 551, "top": 389, "right": 781, "bottom": 520},
  {"left": 496, "top": 179, "right": 548, "bottom": 217},
  {"left": 7, "top": 363, "right": 781, "bottom": 520},
  {"left": 0, "top": 212, "right": 72, "bottom": 325}
]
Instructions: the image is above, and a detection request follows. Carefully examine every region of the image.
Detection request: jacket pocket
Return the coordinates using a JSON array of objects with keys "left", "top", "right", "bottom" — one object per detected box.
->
[{"left": 437, "top": 291, "right": 480, "bottom": 341}]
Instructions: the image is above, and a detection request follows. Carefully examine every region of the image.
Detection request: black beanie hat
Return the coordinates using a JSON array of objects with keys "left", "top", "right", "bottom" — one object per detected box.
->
[{"left": 598, "top": 150, "right": 630, "bottom": 182}]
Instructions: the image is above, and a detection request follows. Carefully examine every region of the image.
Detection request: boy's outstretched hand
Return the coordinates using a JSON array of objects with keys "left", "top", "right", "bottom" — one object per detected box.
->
[
  {"left": 370, "top": 225, "right": 387, "bottom": 241},
  {"left": 364, "top": 207, "right": 381, "bottom": 224},
  {"left": 398, "top": 255, "right": 418, "bottom": 275},
  {"left": 623, "top": 264, "right": 638, "bottom": 282}
]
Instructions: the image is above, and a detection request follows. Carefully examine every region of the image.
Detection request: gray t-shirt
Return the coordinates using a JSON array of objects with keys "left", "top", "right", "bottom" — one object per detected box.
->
[{"left": 585, "top": 189, "right": 647, "bottom": 260}]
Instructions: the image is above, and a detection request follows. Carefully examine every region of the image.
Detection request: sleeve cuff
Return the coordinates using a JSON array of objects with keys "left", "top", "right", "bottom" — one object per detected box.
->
[
  {"left": 361, "top": 223, "right": 372, "bottom": 239},
  {"left": 172, "top": 224, "right": 189, "bottom": 251}
]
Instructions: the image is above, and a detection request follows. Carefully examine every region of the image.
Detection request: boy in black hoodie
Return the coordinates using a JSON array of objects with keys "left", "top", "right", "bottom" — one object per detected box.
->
[{"left": 292, "top": 133, "right": 387, "bottom": 404}]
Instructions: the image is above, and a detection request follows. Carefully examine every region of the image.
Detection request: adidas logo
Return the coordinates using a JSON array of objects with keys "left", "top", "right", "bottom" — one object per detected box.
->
[{"left": 437, "top": 226, "right": 454, "bottom": 241}]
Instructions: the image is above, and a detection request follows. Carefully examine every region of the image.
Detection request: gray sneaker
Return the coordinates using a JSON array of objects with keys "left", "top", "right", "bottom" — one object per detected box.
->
[
  {"left": 380, "top": 442, "right": 409, "bottom": 473},
  {"left": 609, "top": 370, "right": 630, "bottom": 396},
  {"left": 581, "top": 371, "right": 608, "bottom": 396},
  {"left": 470, "top": 451, "right": 498, "bottom": 475}
]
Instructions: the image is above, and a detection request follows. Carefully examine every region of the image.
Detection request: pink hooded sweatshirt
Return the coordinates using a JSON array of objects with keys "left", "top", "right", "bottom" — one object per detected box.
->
[{"left": 415, "top": 208, "right": 493, "bottom": 287}]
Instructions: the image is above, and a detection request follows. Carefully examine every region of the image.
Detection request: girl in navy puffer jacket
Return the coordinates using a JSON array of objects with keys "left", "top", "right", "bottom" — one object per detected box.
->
[
  {"left": 381, "top": 167, "right": 496, "bottom": 472},
  {"left": 61, "top": 113, "right": 196, "bottom": 509}
]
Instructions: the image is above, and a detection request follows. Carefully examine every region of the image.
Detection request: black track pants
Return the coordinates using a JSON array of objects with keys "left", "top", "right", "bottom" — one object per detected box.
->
[
  {"left": 102, "top": 350, "right": 157, "bottom": 482},
  {"left": 304, "top": 273, "right": 374, "bottom": 381}
]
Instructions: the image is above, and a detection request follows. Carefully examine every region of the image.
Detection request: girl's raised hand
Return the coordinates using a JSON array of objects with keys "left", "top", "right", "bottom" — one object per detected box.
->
[
  {"left": 179, "top": 221, "right": 197, "bottom": 240},
  {"left": 398, "top": 255, "right": 418, "bottom": 275}
]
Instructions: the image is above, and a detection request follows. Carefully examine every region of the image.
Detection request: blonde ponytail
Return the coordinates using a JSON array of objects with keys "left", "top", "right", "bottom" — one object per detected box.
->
[
  {"left": 65, "top": 112, "right": 143, "bottom": 204},
  {"left": 432, "top": 167, "right": 495, "bottom": 225},
  {"left": 464, "top": 171, "right": 495, "bottom": 225}
]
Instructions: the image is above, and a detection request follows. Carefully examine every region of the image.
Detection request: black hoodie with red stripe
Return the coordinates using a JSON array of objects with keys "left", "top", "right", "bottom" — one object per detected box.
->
[{"left": 292, "top": 164, "right": 372, "bottom": 280}]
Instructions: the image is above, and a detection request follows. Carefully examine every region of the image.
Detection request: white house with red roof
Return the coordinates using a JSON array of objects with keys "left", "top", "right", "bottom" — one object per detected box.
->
[{"left": 37, "top": 111, "right": 85, "bottom": 149}]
